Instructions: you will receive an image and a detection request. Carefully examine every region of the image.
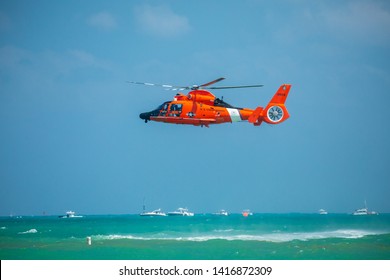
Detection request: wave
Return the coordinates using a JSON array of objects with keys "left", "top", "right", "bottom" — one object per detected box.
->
[
  {"left": 92, "top": 229, "right": 387, "bottom": 243},
  {"left": 212, "top": 229, "right": 234, "bottom": 233},
  {"left": 18, "top": 228, "right": 38, "bottom": 234}
]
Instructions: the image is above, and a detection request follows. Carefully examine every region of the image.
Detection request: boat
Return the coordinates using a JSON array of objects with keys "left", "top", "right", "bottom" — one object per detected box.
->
[
  {"left": 353, "top": 201, "right": 378, "bottom": 215},
  {"left": 319, "top": 209, "right": 328, "bottom": 215},
  {"left": 213, "top": 209, "right": 229, "bottom": 216},
  {"left": 167, "top": 208, "right": 194, "bottom": 216},
  {"left": 353, "top": 208, "right": 369, "bottom": 215},
  {"left": 139, "top": 197, "right": 166, "bottom": 216},
  {"left": 58, "top": 211, "right": 83, "bottom": 218},
  {"left": 353, "top": 208, "right": 378, "bottom": 215},
  {"left": 242, "top": 209, "right": 253, "bottom": 217},
  {"left": 140, "top": 209, "right": 167, "bottom": 216}
]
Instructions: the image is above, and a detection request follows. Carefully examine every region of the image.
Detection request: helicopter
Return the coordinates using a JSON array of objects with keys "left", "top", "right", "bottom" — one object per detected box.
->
[{"left": 129, "top": 77, "right": 291, "bottom": 127}]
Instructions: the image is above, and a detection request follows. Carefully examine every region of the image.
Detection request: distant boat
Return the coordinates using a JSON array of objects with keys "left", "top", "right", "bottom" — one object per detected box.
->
[
  {"left": 319, "top": 209, "right": 328, "bottom": 215},
  {"left": 213, "top": 209, "right": 229, "bottom": 216},
  {"left": 353, "top": 201, "right": 378, "bottom": 215},
  {"left": 140, "top": 209, "right": 167, "bottom": 217},
  {"left": 167, "top": 208, "right": 194, "bottom": 216},
  {"left": 242, "top": 209, "right": 253, "bottom": 217},
  {"left": 58, "top": 211, "right": 83, "bottom": 218},
  {"left": 139, "top": 197, "right": 166, "bottom": 216}
]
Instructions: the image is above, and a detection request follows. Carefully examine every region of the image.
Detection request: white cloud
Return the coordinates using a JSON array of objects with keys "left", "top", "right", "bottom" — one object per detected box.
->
[
  {"left": 323, "top": 1, "right": 390, "bottom": 45},
  {"left": 87, "top": 12, "right": 117, "bottom": 31},
  {"left": 68, "top": 49, "right": 97, "bottom": 66},
  {"left": 134, "top": 4, "right": 190, "bottom": 37},
  {"left": 0, "top": 46, "right": 115, "bottom": 91}
]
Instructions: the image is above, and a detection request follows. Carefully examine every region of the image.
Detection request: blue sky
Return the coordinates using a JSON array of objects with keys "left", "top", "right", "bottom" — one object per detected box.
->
[{"left": 0, "top": 0, "right": 389, "bottom": 215}]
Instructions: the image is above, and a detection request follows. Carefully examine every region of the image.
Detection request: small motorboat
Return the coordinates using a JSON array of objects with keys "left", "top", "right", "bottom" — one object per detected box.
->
[
  {"left": 167, "top": 208, "right": 194, "bottom": 216},
  {"left": 140, "top": 209, "right": 167, "bottom": 216},
  {"left": 58, "top": 211, "right": 83, "bottom": 218},
  {"left": 213, "top": 209, "right": 229, "bottom": 216}
]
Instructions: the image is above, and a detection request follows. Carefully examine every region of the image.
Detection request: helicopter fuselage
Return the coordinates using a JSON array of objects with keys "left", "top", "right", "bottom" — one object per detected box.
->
[
  {"left": 139, "top": 89, "right": 256, "bottom": 127},
  {"left": 139, "top": 84, "right": 291, "bottom": 127}
]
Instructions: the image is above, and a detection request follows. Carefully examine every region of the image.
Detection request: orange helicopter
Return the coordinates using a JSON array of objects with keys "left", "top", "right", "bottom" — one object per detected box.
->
[{"left": 129, "top": 77, "right": 291, "bottom": 127}]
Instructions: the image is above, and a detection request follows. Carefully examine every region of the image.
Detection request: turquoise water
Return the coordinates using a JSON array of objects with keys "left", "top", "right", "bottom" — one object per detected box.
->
[{"left": 1, "top": 214, "right": 389, "bottom": 260}]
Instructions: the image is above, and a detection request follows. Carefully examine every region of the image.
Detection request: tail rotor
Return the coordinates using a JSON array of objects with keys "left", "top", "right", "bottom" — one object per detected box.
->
[{"left": 248, "top": 84, "right": 291, "bottom": 126}]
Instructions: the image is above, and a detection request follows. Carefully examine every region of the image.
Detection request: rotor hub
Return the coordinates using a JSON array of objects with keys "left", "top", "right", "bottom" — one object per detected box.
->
[{"left": 267, "top": 105, "right": 284, "bottom": 122}]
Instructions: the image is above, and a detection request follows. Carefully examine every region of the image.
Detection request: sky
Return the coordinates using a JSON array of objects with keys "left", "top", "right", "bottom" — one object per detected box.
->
[{"left": 0, "top": 0, "right": 389, "bottom": 216}]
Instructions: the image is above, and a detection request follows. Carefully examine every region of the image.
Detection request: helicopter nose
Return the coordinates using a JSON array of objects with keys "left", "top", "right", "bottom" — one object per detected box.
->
[{"left": 139, "top": 112, "right": 150, "bottom": 123}]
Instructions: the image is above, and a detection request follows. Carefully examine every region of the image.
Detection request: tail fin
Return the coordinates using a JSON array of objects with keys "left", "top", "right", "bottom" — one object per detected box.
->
[{"left": 248, "top": 84, "right": 291, "bottom": 126}]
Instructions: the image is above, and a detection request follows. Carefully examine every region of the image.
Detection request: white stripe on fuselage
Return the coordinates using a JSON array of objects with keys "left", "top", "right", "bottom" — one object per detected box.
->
[{"left": 226, "top": 108, "right": 241, "bottom": 122}]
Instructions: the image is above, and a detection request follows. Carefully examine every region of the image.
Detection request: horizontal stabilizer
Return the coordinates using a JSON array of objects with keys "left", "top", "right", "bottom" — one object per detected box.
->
[{"left": 248, "top": 106, "right": 263, "bottom": 126}]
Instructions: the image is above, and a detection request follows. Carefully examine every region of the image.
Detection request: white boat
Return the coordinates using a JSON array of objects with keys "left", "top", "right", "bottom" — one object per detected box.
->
[
  {"left": 140, "top": 209, "right": 167, "bottom": 216},
  {"left": 353, "top": 208, "right": 378, "bottom": 215},
  {"left": 353, "top": 208, "right": 369, "bottom": 215},
  {"left": 353, "top": 201, "right": 378, "bottom": 215},
  {"left": 58, "top": 211, "right": 83, "bottom": 218},
  {"left": 242, "top": 209, "right": 253, "bottom": 217},
  {"left": 167, "top": 208, "right": 194, "bottom": 216},
  {"left": 319, "top": 209, "right": 328, "bottom": 215},
  {"left": 213, "top": 210, "right": 229, "bottom": 216}
]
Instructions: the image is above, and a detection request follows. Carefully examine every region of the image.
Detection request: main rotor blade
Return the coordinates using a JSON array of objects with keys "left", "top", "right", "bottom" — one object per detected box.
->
[
  {"left": 127, "top": 81, "right": 188, "bottom": 91},
  {"left": 200, "top": 77, "right": 225, "bottom": 87},
  {"left": 206, "top": 85, "right": 264, "bottom": 90},
  {"left": 128, "top": 79, "right": 263, "bottom": 91},
  {"left": 127, "top": 81, "right": 172, "bottom": 88}
]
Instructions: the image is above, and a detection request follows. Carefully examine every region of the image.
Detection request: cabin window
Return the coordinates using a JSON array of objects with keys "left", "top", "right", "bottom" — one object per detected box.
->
[{"left": 169, "top": 103, "right": 183, "bottom": 117}]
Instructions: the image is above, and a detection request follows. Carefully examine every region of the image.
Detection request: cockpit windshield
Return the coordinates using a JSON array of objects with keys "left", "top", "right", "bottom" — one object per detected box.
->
[{"left": 154, "top": 101, "right": 170, "bottom": 111}]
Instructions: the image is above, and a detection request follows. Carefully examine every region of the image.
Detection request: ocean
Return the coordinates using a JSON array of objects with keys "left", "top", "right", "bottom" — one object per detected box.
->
[{"left": 1, "top": 213, "right": 389, "bottom": 260}]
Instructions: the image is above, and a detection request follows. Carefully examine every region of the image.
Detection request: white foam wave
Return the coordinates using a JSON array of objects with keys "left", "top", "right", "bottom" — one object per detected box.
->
[
  {"left": 18, "top": 229, "right": 38, "bottom": 234},
  {"left": 213, "top": 229, "right": 234, "bottom": 233},
  {"left": 93, "top": 229, "right": 384, "bottom": 243}
]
